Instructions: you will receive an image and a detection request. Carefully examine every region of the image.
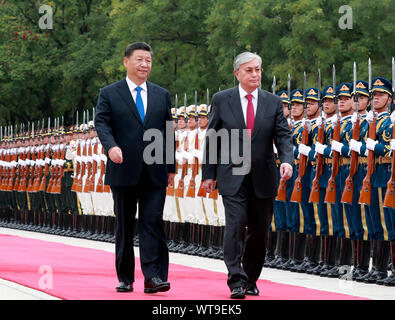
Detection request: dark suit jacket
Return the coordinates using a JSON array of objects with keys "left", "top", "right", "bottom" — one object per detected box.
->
[
  {"left": 202, "top": 86, "right": 293, "bottom": 198},
  {"left": 94, "top": 78, "right": 175, "bottom": 187}
]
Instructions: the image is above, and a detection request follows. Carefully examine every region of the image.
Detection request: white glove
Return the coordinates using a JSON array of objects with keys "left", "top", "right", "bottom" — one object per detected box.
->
[
  {"left": 366, "top": 110, "right": 375, "bottom": 123},
  {"left": 391, "top": 111, "right": 395, "bottom": 124},
  {"left": 351, "top": 112, "right": 358, "bottom": 125},
  {"left": 391, "top": 139, "right": 395, "bottom": 151},
  {"left": 298, "top": 143, "right": 311, "bottom": 156},
  {"left": 315, "top": 142, "right": 327, "bottom": 155},
  {"left": 366, "top": 138, "right": 378, "bottom": 151},
  {"left": 331, "top": 140, "right": 343, "bottom": 153},
  {"left": 273, "top": 144, "right": 278, "bottom": 154},
  {"left": 329, "top": 114, "right": 339, "bottom": 126},
  {"left": 316, "top": 116, "right": 322, "bottom": 127},
  {"left": 349, "top": 139, "right": 362, "bottom": 154}
]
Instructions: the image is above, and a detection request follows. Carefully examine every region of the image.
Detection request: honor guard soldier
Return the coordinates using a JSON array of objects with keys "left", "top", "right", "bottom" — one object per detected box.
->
[
  {"left": 310, "top": 85, "right": 338, "bottom": 276},
  {"left": 294, "top": 87, "right": 323, "bottom": 273},
  {"left": 267, "top": 90, "right": 290, "bottom": 268},
  {"left": 348, "top": 79, "right": 375, "bottom": 280},
  {"left": 280, "top": 88, "right": 307, "bottom": 271},
  {"left": 360, "top": 76, "right": 394, "bottom": 283}
]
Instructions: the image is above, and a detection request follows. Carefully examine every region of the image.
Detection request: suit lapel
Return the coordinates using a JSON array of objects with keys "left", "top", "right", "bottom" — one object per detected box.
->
[
  {"left": 144, "top": 81, "right": 155, "bottom": 127},
  {"left": 229, "top": 87, "right": 246, "bottom": 130},
  {"left": 251, "top": 89, "right": 266, "bottom": 140},
  {"left": 116, "top": 78, "right": 143, "bottom": 126}
]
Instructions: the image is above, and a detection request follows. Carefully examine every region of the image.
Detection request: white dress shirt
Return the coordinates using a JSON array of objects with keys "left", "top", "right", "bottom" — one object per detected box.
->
[
  {"left": 125, "top": 76, "right": 148, "bottom": 114},
  {"left": 238, "top": 84, "right": 258, "bottom": 125}
]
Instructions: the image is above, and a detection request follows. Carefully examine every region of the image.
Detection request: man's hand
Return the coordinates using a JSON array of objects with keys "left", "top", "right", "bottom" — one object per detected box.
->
[
  {"left": 280, "top": 163, "right": 292, "bottom": 181},
  {"left": 109, "top": 146, "right": 123, "bottom": 164},
  {"left": 168, "top": 173, "right": 175, "bottom": 186},
  {"left": 202, "top": 179, "right": 216, "bottom": 193}
]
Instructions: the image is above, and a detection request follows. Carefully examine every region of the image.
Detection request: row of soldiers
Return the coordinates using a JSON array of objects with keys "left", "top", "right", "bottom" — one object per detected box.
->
[
  {"left": 266, "top": 69, "right": 395, "bottom": 287},
  {"left": 0, "top": 104, "right": 226, "bottom": 260}
]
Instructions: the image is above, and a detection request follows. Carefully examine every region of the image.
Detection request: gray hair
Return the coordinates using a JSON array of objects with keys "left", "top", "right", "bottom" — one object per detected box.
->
[{"left": 233, "top": 52, "right": 262, "bottom": 71}]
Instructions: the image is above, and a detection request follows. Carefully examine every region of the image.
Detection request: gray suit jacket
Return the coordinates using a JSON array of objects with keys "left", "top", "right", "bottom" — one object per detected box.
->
[{"left": 202, "top": 86, "right": 293, "bottom": 198}]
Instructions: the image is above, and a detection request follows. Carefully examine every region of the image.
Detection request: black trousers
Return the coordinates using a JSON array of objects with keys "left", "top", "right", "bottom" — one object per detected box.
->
[
  {"left": 111, "top": 167, "right": 168, "bottom": 285},
  {"left": 221, "top": 173, "right": 274, "bottom": 290}
]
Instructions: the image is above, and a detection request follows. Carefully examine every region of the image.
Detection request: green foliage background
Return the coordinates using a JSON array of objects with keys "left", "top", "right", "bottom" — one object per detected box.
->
[{"left": 0, "top": 0, "right": 394, "bottom": 126}]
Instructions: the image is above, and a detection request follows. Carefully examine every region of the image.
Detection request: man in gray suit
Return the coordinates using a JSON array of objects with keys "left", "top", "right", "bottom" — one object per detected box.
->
[{"left": 202, "top": 52, "right": 293, "bottom": 299}]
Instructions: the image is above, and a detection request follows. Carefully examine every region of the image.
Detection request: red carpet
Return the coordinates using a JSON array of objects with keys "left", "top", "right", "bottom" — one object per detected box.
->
[{"left": 0, "top": 233, "right": 368, "bottom": 300}]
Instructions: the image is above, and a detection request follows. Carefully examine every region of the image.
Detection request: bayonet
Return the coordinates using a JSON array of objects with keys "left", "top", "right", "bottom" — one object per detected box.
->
[{"left": 272, "top": 76, "right": 276, "bottom": 95}]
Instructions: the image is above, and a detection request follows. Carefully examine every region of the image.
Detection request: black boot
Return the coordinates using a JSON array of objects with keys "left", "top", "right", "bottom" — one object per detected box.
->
[
  {"left": 281, "top": 231, "right": 296, "bottom": 270},
  {"left": 268, "top": 230, "right": 289, "bottom": 268},
  {"left": 264, "top": 231, "right": 277, "bottom": 267},
  {"left": 337, "top": 238, "right": 353, "bottom": 278},
  {"left": 364, "top": 240, "right": 390, "bottom": 284},
  {"left": 320, "top": 236, "right": 341, "bottom": 277},
  {"left": 379, "top": 241, "right": 395, "bottom": 286},
  {"left": 295, "top": 234, "right": 321, "bottom": 273},
  {"left": 352, "top": 239, "right": 371, "bottom": 280},
  {"left": 307, "top": 235, "right": 325, "bottom": 275},
  {"left": 289, "top": 232, "right": 307, "bottom": 272}
]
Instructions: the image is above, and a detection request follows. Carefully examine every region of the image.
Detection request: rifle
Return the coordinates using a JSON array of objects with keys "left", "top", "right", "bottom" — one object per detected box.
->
[
  {"left": 18, "top": 122, "right": 30, "bottom": 193},
  {"left": 33, "top": 120, "right": 44, "bottom": 192},
  {"left": 290, "top": 72, "right": 308, "bottom": 203},
  {"left": 197, "top": 89, "right": 210, "bottom": 198},
  {"left": 39, "top": 118, "right": 51, "bottom": 192},
  {"left": 71, "top": 111, "right": 80, "bottom": 192},
  {"left": 276, "top": 74, "right": 292, "bottom": 201},
  {"left": 8, "top": 125, "right": 17, "bottom": 191},
  {"left": 75, "top": 111, "right": 87, "bottom": 193},
  {"left": 324, "top": 65, "right": 341, "bottom": 204},
  {"left": 341, "top": 62, "right": 360, "bottom": 204},
  {"left": 166, "top": 95, "right": 178, "bottom": 196},
  {"left": 54, "top": 116, "right": 65, "bottom": 194},
  {"left": 175, "top": 94, "right": 188, "bottom": 198},
  {"left": 359, "top": 58, "right": 376, "bottom": 205},
  {"left": 309, "top": 69, "right": 324, "bottom": 203},
  {"left": 383, "top": 56, "right": 395, "bottom": 208},
  {"left": 186, "top": 91, "right": 198, "bottom": 198},
  {"left": 27, "top": 122, "right": 36, "bottom": 193},
  {"left": 47, "top": 118, "right": 58, "bottom": 194},
  {"left": 13, "top": 124, "right": 22, "bottom": 192},
  {"left": 83, "top": 110, "right": 93, "bottom": 193},
  {"left": 90, "top": 109, "right": 99, "bottom": 193}
]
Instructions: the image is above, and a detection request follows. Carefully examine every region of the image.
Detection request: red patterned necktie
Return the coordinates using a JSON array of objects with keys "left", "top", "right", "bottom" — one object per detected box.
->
[{"left": 246, "top": 94, "right": 255, "bottom": 137}]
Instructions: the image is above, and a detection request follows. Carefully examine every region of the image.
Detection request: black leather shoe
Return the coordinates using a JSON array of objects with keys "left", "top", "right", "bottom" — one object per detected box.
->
[
  {"left": 244, "top": 283, "right": 259, "bottom": 296},
  {"left": 230, "top": 287, "right": 245, "bottom": 299},
  {"left": 144, "top": 277, "right": 170, "bottom": 293},
  {"left": 116, "top": 282, "right": 132, "bottom": 292}
]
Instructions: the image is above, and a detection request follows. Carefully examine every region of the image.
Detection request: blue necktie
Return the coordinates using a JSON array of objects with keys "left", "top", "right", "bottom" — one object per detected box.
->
[{"left": 135, "top": 86, "right": 145, "bottom": 122}]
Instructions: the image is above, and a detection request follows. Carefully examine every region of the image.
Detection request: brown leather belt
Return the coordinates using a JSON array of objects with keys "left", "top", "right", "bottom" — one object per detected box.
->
[
  {"left": 375, "top": 157, "right": 392, "bottom": 164},
  {"left": 325, "top": 159, "right": 333, "bottom": 165},
  {"left": 340, "top": 158, "right": 351, "bottom": 166},
  {"left": 359, "top": 157, "right": 368, "bottom": 164}
]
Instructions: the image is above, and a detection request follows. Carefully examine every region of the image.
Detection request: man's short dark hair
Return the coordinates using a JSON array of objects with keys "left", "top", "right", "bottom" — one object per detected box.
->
[{"left": 124, "top": 42, "right": 153, "bottom": 58}]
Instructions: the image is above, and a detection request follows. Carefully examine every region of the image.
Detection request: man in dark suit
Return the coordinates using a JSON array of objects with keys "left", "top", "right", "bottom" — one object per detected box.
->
[
  {"left": 94, "top": 42, "right": 175, "bottom": 293},
  {"left": 202, "top": 52, "right": 293, "bottom": 299}
]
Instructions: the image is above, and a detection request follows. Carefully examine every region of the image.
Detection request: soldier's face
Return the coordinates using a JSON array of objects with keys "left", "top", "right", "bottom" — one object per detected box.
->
[
  {"left": 373, "top": 91, "right": 391, "bottom": 111},
  {"left": 291, "top": 102, "right": 304, "bottom": 118},
  {"left": 355, "top": 95, "right": 370, "bottom": 112},
  {"left": 187, "top": 117, "right": 196, "bottom": 130},
  {"left": 177, "top": 117, "right": 186, "bottom": 129},
  {"left": 234, "top": 59, "right": 261, "bottom": 93},
  {"left": 338, "top": 96, "right": 352, "bottom": 113},
  {"left": 323, "top": 98, "right": 335, "bottom": 115},
  {"left": 306, "top": 99, "right": 319, "bottom": 117},
  {"left": 282, "top": 103, "right": 290, "bottom": 117},
  {"left": 198, "top": 115, "right": 208, "bottom": 129}
]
